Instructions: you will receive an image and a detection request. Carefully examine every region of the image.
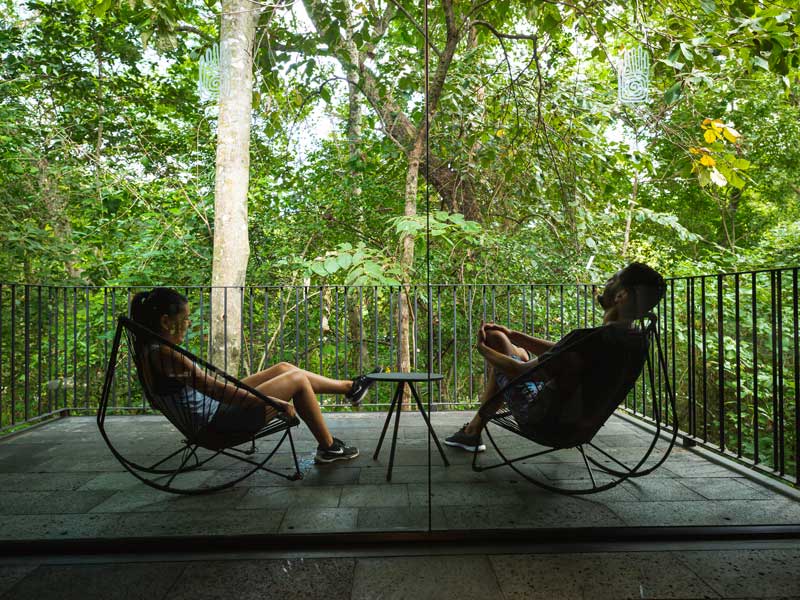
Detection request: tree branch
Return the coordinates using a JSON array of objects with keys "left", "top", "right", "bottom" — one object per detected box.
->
[
  {"left": 175, "top": 24, "right": 215, "bottom": 43},
  {"left": 387, "top": 0, "right": 442, "bottom": 58}
]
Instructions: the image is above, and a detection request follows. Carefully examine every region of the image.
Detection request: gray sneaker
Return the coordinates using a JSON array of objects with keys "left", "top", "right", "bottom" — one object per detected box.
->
[
  {"left": 444, "top": 423, "right": 486, "bottom": 452},
  {"left": 315, "top": 437, "right": 359, "bottom": 463}
]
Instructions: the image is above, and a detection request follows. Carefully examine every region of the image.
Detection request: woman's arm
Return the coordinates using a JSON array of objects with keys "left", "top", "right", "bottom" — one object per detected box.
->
[{"left": 155, "top": 347, "right": 290, "bottom": 412}]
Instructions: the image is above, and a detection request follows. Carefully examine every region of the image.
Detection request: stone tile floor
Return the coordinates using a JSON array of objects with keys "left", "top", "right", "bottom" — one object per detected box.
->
[
  {"left": 0, "top": 412, "right": 798, "bottom": 541},
  {"left": 1, "top": 547, "right": 800, "bottom": 599}
]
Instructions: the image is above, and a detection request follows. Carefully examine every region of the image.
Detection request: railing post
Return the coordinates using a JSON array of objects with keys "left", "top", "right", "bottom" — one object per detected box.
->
[
  {"left": 10, "top": 284, "right": 16, "bottom": 425},
  {"left": 717, "top": 273, "right": 724, "bottom": 452},
  {"left": 24, "top": 284, "right": 30, "bottom": 422},
  {"left": 751, "top": 272, "right": 759, "bottom": 465},
  {"left": 734, "top": 273, "right": 742, "bottom": 458},
  {"left": 793, "top": 267, "right": 799, "bottom": 486}
]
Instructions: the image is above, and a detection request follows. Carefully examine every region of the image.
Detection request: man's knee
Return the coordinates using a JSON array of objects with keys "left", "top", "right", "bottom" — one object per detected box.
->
[
  {"left": 276, "top": 361, "right": 297, "bottom": 374},
  {"left": 484, "top": 329, "right": 508, "bottom": 350}
]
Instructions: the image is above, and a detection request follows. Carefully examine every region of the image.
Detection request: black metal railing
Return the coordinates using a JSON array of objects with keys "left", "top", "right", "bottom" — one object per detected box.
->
[{"left": 0, "top": 269, "right": 797, "bottom": 485}]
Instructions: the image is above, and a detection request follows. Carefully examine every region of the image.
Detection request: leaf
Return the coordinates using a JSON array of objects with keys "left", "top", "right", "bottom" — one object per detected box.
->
[
  {"left": 699, "top": 155, "right": 716, "bottom": 167},
  {"left": 710, "top": 168, "right": 728, "bottom": 186},
  {"left": 752, "top": 56, "right": 770, "bottom": 71},
  {"left": 323, "top": 256, "right": 339, "bottom": 274},
  {"left": 319, "top": 85, "right": 331, "bottom": 104},
  {"left": 364, "top": 261, "right": 383, "bottom": 279},
  {"left": 733, "top": 158, "right": 750, "bottom": 169},
  {"left": 722, "top": 127, "right": 741, "bottom": 143},
  {"left": 730, "top": 173, "right": 746, "bottom": 189},
  {"left": 93, "top": 0, "right": 112, "bottom": 18},
  {"left": 664, "top": 82, "right": 682, "bottom": 104},
  {"left": 310, "top": 262, "right": 328, "bottom": 277},
  {"left": 336, "top": 253, "right": 352, "bottom": 270},
  {"left": 699, "top": 0, "right": 716, "bottom": 13},
  {"left": 704, "top": 129, "right": 718, "bottom": 143}
]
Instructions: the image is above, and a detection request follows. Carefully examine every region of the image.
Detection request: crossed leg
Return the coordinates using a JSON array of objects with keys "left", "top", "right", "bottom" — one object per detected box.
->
[
  {"left": 239, "top": 361, "right": 354, "bottom": 448},
  {"left": 242, "top": 362, "right": 352, "bottom": 396},
  {"left": 251, "top": 368, "right": 336, "bottom": 448},
  {"left": 463, "top": 329, "right": 529, "bottom": 436}
]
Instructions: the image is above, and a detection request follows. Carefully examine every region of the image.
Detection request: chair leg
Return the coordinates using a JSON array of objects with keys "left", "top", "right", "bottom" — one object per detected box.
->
[
  {"left": 287, "top": 427, "right": 303, "bottom": 481},
  {"left": 578, "top": 445, "right": 598, "bottom": 489},
  {"left": 472, "top": 434, "right": 482, "bottom": 471},
  {"left": 163, "top": 445, "right": 199, "bottom": 488}
]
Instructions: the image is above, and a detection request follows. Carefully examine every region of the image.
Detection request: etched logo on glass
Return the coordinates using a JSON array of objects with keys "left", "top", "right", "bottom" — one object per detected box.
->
[
  {"left": 197, "top": 43, "right": 229, "bottom": 102},
  {"left": 618, "top": 46, "right": 650, "bottom": 105}
]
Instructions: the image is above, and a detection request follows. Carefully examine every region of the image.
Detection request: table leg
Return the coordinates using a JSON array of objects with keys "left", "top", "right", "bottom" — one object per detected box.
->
[
  {"left": 373, "top": 380, "right": 404, "bottom": 460},
  {"left": 386, "top": 382, "right": 404, "bottom": 481},
  {"left": 408, "top": 382, "right": 450, "bottom": 467}
]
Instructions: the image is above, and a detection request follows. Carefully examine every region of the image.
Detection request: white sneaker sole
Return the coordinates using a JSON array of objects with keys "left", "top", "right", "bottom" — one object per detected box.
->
[
  {"left": 444, "top": 440, "right": 486, "bottom": 452},
  {"left": 315, "top": 449, "right": 360, "bottom": 464}
]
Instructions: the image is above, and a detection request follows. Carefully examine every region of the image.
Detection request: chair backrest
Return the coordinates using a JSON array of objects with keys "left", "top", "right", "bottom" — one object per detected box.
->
[
  {"left": 117, "top": 316, "right": 278, "bottom": 447},
  {"left": 505, "top": 317, "right": 654, "bottom": 449}
]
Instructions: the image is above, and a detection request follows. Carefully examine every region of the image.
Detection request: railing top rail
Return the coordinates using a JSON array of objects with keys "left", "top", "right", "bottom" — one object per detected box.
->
[{"left": 1, "top": 265, "right": 799, "bottom": 289}]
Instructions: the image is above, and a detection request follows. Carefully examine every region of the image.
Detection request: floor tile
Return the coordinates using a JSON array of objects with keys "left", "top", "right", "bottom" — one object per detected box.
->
[
  {"left": 279, "top": 507, "right": 358, "bottom": 533},
  {"left": 168, "top": 558, "right": 354, "bottom": 600},
  {"left": 0, "top": 563, "right": 182, "bottom": 600},
  {"left": 0, "top": 491, "right": 115, "bottom": 515},
  {"left": 676, "top": 548, "right": 800, "bottom": 598},
  {"left": 0, "top": 564, "right": 39, "bottom": 597},
  {"left": 340, "top": 484, "right": 410, "bottom": 507},
  {"left": 490, "top": 552, "right": 720, "bottom": 599},
  {"left": 352, "top": 555, "right": 501, "bottom": 600},
  {"left": 236, "top": 485, "right": 342, "bottom": 510}
]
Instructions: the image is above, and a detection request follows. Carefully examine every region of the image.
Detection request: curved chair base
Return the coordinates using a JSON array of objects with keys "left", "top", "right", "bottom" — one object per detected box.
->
[
  {"left": 473, "top": 419, "right": 678, "bottom": 496},
  {"left": 100, "top": 424, "right": 303, "bottom": 495}
]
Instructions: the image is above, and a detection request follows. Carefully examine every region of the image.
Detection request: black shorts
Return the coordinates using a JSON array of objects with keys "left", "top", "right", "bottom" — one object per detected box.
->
[{"left": 208, "top": 403, "right": 267, "bottom": 434}]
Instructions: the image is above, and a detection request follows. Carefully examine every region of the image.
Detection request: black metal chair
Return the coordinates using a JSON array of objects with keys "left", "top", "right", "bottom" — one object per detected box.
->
[
  {"left": 472, "top": 313, "right": 678, "bottom": 495},
  {"left": 97, "top": 316, "right": 302, "bottom": 495}
]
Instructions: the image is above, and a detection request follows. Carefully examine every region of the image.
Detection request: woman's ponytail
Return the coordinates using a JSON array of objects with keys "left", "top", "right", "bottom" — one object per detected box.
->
[{"left": 129, "top": 288, "right": 187, "bottom": 334}]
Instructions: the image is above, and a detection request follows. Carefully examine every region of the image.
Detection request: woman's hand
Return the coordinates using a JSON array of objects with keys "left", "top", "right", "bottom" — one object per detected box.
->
[{"left": 274, "top": 398, "right": 297, "bottom": 420}]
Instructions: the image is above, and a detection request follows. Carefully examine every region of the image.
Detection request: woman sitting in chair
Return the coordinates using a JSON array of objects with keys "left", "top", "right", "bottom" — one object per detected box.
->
[
  {"left": 445, "top": 262, "right": 666, "bottom": 452},
  {"left": 131, "top": 287, "right": 375, "bottom": 464}
]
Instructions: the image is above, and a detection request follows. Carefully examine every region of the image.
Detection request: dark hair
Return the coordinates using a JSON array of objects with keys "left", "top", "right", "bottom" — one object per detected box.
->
[
  {"left": 130, "top": 287, "right": 188, "bottom": 335},
  {"left": 618, "top": 262, "right": 666, "bottom": 319}
]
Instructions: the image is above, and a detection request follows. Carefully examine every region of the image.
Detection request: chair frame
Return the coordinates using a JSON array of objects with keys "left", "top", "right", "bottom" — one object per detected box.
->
[
  {"left": 472, "top": 314, "right": 678, "bottom": 495},
  {"left": 97, "top": 316, "right": 303, "bottom": 495}
]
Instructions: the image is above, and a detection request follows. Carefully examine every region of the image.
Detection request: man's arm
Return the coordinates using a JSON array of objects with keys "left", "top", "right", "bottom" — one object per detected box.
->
[
  {"left": 484, "top": 323, "right": 555, "bottom": 355},
  {"left": 508, "top": 330, "right": 556, "bottom": 355}
]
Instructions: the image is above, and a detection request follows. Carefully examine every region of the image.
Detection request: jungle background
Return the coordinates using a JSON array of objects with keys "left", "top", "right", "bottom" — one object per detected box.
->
[{"left": 1, "top": 0, "right": 798, "bottom": 476}]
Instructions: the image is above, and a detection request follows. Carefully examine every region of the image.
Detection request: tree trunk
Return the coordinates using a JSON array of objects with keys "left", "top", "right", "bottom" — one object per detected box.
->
[
  {"left": 398, "top": 134, "right": 425, "bottom": 408},
  {"left": 621, "top": 174, "right": 638, "bottom": 258},
  {"left": 210, "top": 0, "right": 260, "bottom": 374},
  {"left": 37, "top": 156, "right": 82, "bottom": 280},
  {"left": 342, "top": 0, "right": 370, "bottom": 375},
  {"left": 93, "top": 30, "right": 104, "bottom": 206}
]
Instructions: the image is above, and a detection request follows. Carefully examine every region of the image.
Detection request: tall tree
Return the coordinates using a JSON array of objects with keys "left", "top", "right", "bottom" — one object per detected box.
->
[{"left": 209, "top": 0, "right": 262, "bottom": 373}]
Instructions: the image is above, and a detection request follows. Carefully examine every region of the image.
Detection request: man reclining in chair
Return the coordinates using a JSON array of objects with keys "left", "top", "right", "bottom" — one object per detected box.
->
[
  {"left": 131, "top": 287, "right": 378, "bottom": 464},
  {"left": 445, "top": 262, "right": 666, "bottom": 452}
]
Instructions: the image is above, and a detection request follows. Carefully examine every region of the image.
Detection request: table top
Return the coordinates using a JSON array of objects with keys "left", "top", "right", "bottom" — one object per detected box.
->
[{"left": 365, "top": 372, "right": 444, "bottom": 382}]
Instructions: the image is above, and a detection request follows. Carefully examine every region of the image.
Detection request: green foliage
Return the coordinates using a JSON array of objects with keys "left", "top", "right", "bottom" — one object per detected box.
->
[{"left": 1, "top": 0, "right": 799, "bottom": 471}]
